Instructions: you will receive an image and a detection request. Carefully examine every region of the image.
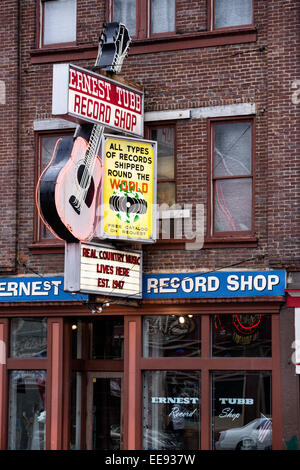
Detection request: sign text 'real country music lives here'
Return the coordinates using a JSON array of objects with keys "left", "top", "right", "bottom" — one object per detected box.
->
[{"left": 52, "top": 64, "right": 144, "bottom": 137}]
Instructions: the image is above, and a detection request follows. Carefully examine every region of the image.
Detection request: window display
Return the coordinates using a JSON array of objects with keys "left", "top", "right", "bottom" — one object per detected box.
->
[
  {"left": 143, "top": 315, "right": 201, "bottom": 357},
  {"left": 212, "top": 314, "right": 271, "bottom": 357},
  {"left": 212, "top": 371, "right": 272, "bottom": 450},
  {"left": 143, "top": 371, "right": 201, "bottom": 450},
  {"left": 8, "top": 370, "right": 46, "bottom": 450},
  {"left": 10, "top": 318, "right": 47, "bottom": 358}
]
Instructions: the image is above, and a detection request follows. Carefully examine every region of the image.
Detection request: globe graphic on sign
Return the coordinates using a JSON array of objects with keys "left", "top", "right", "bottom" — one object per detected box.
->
[{"left": 109, "top": 186, "right": 147, "bottom": 224}]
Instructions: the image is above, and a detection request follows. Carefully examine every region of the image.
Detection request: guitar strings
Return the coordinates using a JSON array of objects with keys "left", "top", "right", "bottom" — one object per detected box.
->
[
  {"left": 77, "top": 124, "right": 104, "bottom": 210},
  {"left": 78, "top": 125, "right": 101, "bottom": 206}
]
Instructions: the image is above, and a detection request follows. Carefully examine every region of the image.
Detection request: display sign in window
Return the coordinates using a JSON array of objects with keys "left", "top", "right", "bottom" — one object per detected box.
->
[
  {"left": 212, "top": 314, "right": 271, "bottom": 357},
  {"left": 212, "top": 371, "right": 272, "bottom": 450},
  {"left": 143, "top": 315, "right": 201, "bottom": 357},
  {"left": 143, "top": 371, "right": 201, "bottom": 450}
]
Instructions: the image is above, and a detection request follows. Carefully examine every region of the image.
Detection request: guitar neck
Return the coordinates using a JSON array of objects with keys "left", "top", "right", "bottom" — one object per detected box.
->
[
  {"left": 80, "top": 23, "right": 130, "bottom": 168},
  {"left": 84, "top": 124, "right": 103, "bottom": 167}
]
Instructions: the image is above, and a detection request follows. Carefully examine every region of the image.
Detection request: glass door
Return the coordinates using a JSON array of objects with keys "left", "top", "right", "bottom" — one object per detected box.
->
[{"left": 86, "top": 372, "right": 123, "bottom": 450}]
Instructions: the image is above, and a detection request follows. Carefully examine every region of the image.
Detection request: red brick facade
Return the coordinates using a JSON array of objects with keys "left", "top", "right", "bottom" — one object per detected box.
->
[{"left": 0, "top": 0, "right": 297, "bottom": 275}]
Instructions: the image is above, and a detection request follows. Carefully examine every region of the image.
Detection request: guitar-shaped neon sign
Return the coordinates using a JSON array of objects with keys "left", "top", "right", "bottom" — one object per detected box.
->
[
  {"left": 36, "top": 125, "right": 104, "bottom": 242},
  {"left": 36, "top": 23, "right": 131, "bottom": 242}
]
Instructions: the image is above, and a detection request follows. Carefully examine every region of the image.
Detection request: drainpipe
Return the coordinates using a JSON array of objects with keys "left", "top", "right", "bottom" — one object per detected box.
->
[{"left": 15, "top": 0, "right": 22, "bottom": 273}]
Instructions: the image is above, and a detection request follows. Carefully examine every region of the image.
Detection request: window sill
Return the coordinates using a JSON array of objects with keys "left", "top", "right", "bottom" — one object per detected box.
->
[
  {"left": 145, "top": 235, "right": 258, "bottom": 250},
  {"left": 29, "top": 235, "right": 258, "bottom": 253},
  {"left": 144, "top": 239, "right": 193, "bottom": 250},
  {"left": 204, "top": 235, "right": 258, "bottom": 248},
  {"left": 30, "top": 27, "right": 257, "bottom": 64},
  {"left": 131, "top": 26, "right": 257, "bottom": 55},
  {"left": 30, "top": 43, "right": 98, "bottom": 64},
  {"left": 28, "top": 240, "right": 64, "bottom": 254}
]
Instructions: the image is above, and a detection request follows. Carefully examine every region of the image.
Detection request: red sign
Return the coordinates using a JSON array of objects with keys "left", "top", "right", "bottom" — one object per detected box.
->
[{"left": 52, "top": 64, "right": 144, "bottom": 137}]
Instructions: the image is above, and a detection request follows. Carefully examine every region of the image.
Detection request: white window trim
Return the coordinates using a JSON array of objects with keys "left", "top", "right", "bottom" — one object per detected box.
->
[
  {"left": 34, "top": 119, "right": 76, "bottom": 131},
  {"left": 145, "top": 103, "right": 255, "bottom": 122},
  {"left": 34, "top": 103, "right": 255, "bottom": 130}
]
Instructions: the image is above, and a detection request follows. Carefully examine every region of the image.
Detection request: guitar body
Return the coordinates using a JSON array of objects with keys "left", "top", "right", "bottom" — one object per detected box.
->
[{"left": 37, "top": 133, "right": 103, "bottom": 242}]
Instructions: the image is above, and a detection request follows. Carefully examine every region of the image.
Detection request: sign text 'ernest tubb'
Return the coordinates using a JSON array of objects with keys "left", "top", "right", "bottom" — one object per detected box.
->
[{"left": 52, "top": 64, "right": 144, "bottom": 137}]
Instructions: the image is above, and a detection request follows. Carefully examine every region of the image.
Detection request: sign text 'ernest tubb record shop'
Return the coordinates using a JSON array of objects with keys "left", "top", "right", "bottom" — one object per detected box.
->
[{"left": 52, "top": 64, "right": 144, "bottom": 137}]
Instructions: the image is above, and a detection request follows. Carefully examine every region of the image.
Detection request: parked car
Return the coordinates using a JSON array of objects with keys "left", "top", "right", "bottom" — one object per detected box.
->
[{"left": 215, "top": 417, "right": 272, "bottom": 450}]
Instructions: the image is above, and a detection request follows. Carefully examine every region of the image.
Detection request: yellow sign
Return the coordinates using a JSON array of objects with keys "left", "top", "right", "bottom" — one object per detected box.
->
[{"left": 101, "top": 135, "right": 157, "bottom": 242}]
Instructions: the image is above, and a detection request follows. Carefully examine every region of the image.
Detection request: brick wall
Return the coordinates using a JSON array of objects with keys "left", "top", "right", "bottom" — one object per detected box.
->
[
  {"left": 0, "top": 0, "right": 299, "bottom": 450},
  {"left": 3, "top": 0, "right": 298, "bottom": 278},
  {"left": 267, "top": 0, "right": 300, "bottom": 269},
  {"left": 0, "top": 0, "right": 19, "bottom": 273}
]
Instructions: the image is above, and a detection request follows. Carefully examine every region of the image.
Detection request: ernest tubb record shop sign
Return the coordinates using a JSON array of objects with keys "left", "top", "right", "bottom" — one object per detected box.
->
[{"left": 52, "top": 62, "right": 144, "bottom": 138}]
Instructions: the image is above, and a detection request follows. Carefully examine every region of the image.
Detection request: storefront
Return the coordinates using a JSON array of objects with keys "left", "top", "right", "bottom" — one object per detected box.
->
[{"left": 0, "top": 270, "right": 286, "bottom": 450}]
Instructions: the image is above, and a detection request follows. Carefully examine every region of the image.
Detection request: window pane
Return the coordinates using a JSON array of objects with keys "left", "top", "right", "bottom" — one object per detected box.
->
[
  {"left": 41, "top": 135, "right": 60, "bottom": 172},
  {"left": 152, "top": 0, "right": 175, "bottom": 34},
  {"left": 91, "top": 377, "right": 122, "bottom": 450},
  {"left": 8, "top": 371, "right": 46, "bottom": 450},
  {"left": 212, "top": 314, "right": 271, "bottom": 357},
  {"left": 143, "top": 315, "right": 201, "bottom": 357},
  {"left": 214, "top": 122, "right": 252, "bottom": 177},
  {"left": 212, "top": 371, "right": 272, "bottom": 450},
  {"left": 113, "top": 0, "right": 136, "bottom": 36},
  {"left": 214, "top": 178, "right": 252, "bottom": 232},
  {"left": 89, "top": 317, "right": 124, "bottom": 360},
  {"left": 10, "top": 318, "right": 47, "bottom": 358},
  {"left": 157, "top": 182, "right": 176, "bottom": 206},
  {"left": 71, "top": 320, "right": 83, "bottom": 359},
  {"left": 143, "top": 371, "right": 201, "bottom": 450},
  {"left": 43, "top": 0, "right": 76, "bottom": 45},
  {"left": 151, "top": 127, "right": 175, "bottom": 180},
  {"left": 70, "top": 372, "right": 82, "bottom": 449},
  {"left": 215, "top": 0, "right": 252, "bottom": 28}
]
